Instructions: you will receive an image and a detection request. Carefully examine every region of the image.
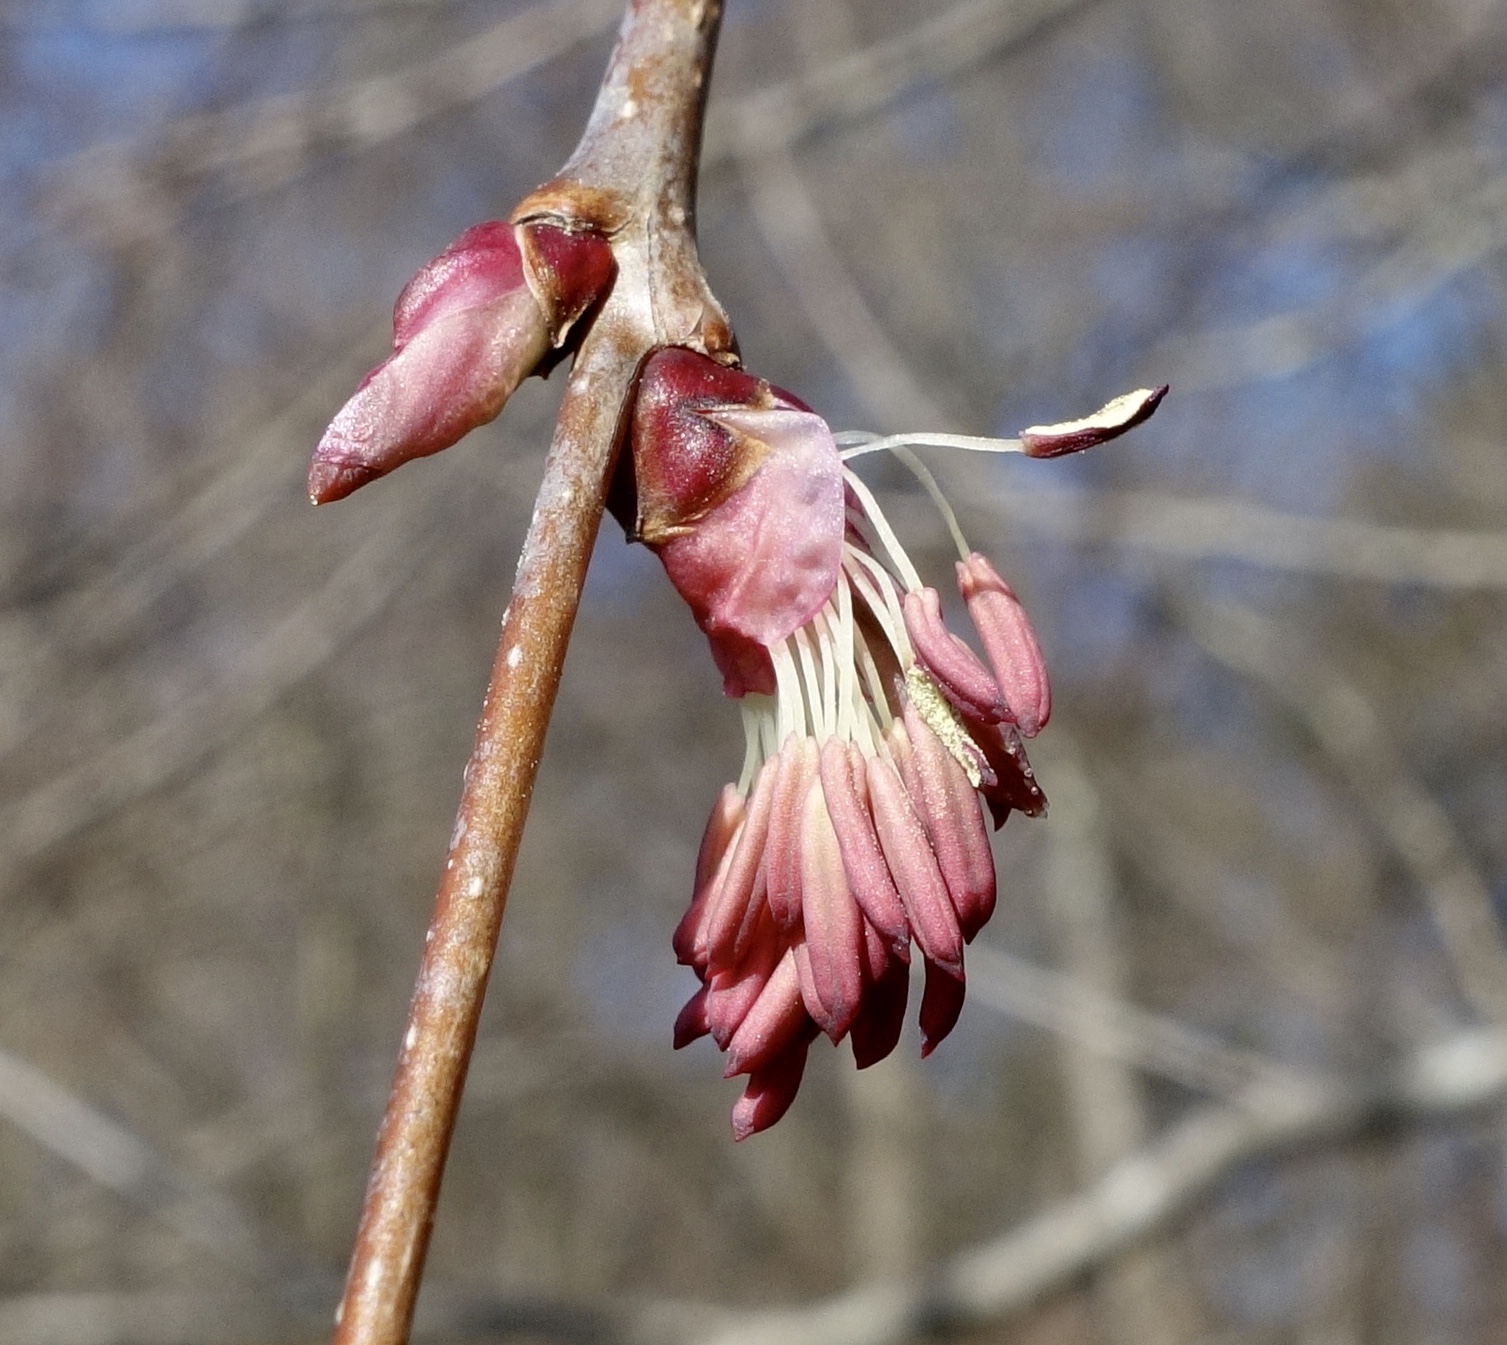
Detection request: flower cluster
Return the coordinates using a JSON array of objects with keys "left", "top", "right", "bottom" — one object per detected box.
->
[
  {"left": 625, "top": 349, "right": 1163, "bottom": 1138},
  {"left": 307, "top": 215, "right": 1162, "bottom": 1140}
]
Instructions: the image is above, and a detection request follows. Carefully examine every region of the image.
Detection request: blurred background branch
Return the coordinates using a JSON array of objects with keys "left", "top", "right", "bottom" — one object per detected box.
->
[{"left": 3, "top": 0, "right": 1506, "bottom": 1340}]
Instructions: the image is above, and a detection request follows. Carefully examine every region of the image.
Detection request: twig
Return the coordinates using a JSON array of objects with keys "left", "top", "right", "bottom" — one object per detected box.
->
[
  {"left": 1179, "top": 595, "right": 1507, "bottom": 1024},
  {"left": 704, "top": 0, "right": 1103, "bottom": 167},
  {"left": 45, "top": 0, "right": 623, "bottom": 247},
  {"left": 690, "top": 1028, "right": 1507, "bottom": 1345},
  {"left": 0, "top": 468, "right": 448, "bottom": 872},
  {"left": 916, "top": 482, "right": 1507, "bottom": 590},
  {"left": 0, "top": 1046, "right": 308, "bottom": 1298},
  {"left": 332, "top": 3, "right": 728, "bottom": 1341}
]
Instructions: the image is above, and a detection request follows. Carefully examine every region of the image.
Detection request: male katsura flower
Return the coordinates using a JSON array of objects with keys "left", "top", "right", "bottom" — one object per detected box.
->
[
  {"left": 629, "top": 346, "right": 1166, "bottom": 1139},
  {"left": 308, "top": 219, "right": 615, "bottom": 504}
]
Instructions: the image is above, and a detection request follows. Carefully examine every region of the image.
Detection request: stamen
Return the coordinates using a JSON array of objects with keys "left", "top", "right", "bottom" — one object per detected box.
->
[
  {"left": 738, "top": 700, "right": 765, "bottom": 795},
  {"left": 844, "top": 546, "right": 914, "bottom": 663},
  {"left": 837, "top": 431, "right": 1027, "bottom": 461},
  {"left": 842, "top": 469, "right": 924, "bottom": 593},
  {"left": 812, "top": 607, "right": 841, "bottom": 738},
  {"left": 772, "top": 639, "right": 803, "bottom": 744},
  {"left": 888, "top": 446, "right": 971, "bottom": 564},
  {"left": 853, "top": 633, "right": 893, "bottom": 735},
  {"left": 833, "top": 574, "right": 857, "bottom": 742},
  {"left": 792, "top": 624, "right": 827, "bottom": 740}
]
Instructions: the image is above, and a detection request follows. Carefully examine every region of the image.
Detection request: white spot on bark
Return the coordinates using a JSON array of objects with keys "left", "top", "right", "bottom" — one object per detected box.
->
[
  {"left": 506, "top": 644, "right": 523, "bottom": 669},
  {"left": 466, "top": 876, "right": 484, "bottom": 898},
  {"left": 404, "top": 1024, "right": 418, "bottom": 1052}
]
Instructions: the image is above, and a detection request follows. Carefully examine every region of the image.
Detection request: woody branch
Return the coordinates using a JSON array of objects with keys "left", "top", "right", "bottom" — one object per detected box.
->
[{"left": 332, "top": 4, "right": 727, "bottom": 1342}]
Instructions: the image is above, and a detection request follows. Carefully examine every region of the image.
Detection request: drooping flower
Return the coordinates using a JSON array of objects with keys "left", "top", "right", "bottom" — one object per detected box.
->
[
  {"left": 627, "top": 347, "right": 1165, "bottom": 1138},
  {"left": 309, "top": 219, "right": 614, "bottom": 504}
]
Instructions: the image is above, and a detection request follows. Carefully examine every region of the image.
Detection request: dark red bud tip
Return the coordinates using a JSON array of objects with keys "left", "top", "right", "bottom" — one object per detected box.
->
[
  {"left": 673, "top": 986, "right": 711, "bottom": 1049},
  {"left": 308, "top": 455, "right": 380, "bottom": 506},
  {"left": 1020, "top": 384, "right": 1167, "bottom": 458},
  {"left": 918, "top": 959, "right": 967, "bottom": 1058}
]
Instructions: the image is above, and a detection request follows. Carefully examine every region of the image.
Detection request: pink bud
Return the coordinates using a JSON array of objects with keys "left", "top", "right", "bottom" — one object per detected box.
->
[
  {"left": 628, "top": 349, "right": 845, "bottom": 697},
  {"left": 956, "top": 553, "right": 1050, "bottom": 737},
  {"left": 309, "top": 220, "right": 613, "bottom": 504}
]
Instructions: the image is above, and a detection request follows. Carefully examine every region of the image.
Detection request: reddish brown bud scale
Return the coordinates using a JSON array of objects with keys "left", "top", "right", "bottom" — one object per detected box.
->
[
  {"left": 517, "top": 220, "right": 616, "bottom": 343},
  {"left": 628, "top": 349, "right": 845, "bottom": 696},
  {"left": 625, "top": 347, "right": 807, "bottom": 544}
]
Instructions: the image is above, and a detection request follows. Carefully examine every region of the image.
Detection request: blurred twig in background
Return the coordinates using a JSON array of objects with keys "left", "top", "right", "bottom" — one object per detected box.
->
[{"left": 3, "top": 0, "right": 1507, "bottom": 1340}]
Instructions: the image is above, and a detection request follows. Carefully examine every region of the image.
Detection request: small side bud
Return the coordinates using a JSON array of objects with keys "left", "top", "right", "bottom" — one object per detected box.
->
[
  {"left": 309, "top": 221, "right": 613, "bottom": 504},
  {"left": 1019, "top": 384, "right": 1167, "bottom": 459}
]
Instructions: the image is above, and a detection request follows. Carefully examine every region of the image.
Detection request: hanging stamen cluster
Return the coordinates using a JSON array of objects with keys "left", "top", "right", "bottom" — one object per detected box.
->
[
  {"left": 622, "top": 345, "right": 1165, "bottom": 1138},
  {"left": 670, "top": 471, "right": 1047, "bottom": 1138}
]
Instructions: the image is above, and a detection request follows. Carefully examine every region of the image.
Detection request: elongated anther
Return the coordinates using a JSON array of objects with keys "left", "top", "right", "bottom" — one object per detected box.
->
[
  {"left": 703, "top": 755, "right": 779, "bottom": 973},
  {"left": 674, "top": 784, "right": 746, "bottom": 966},
  {"left": 957, "top": 552, "right": 1050, "bottom": 737},
  {"left": 865, "top": 756, "right": 963, "bottom": 974},
  {"left": 724, "top": 949, "right": 809, "bottom": 1077},
  {"left": 766, "top": 737, "right": 816, "bottom": 932},
  {"left": 901, "top": 587, "right": 1009, "bottom": 724},
  {"left": 902, "top": 702, "right": 996, "bottom": 943},
  {"left": 919, "top": 958, "right": 967, "bottom": 1058},
  {"left": 798, "top": 782, "right": 864, "bottom": 1041},
  {"left": 819, "top": 738, "right": 910, "bottom": 956},
  {"left": 731, "top": 1023, "right": 819, "bottom": 1141}
]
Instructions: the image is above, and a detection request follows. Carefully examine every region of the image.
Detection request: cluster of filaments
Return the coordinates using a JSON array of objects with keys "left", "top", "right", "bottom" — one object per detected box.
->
[{"left": 673, "top": 466, "right": 1046, "bottom": 1139}]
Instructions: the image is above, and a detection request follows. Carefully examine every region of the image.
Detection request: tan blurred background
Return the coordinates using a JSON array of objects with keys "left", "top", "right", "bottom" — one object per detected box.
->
[{"left": 3, "top": 0, "right": 1507, "bottom": 1340}]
